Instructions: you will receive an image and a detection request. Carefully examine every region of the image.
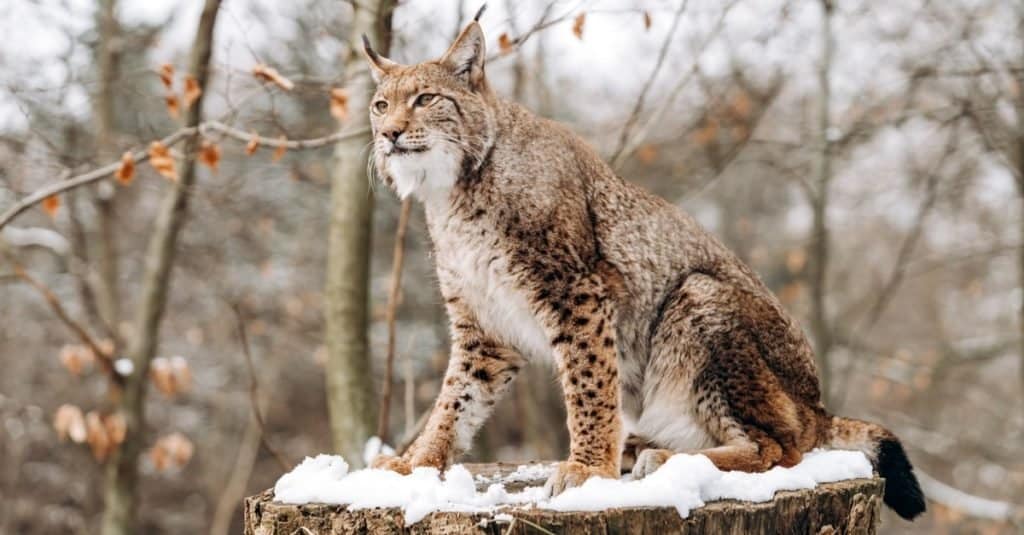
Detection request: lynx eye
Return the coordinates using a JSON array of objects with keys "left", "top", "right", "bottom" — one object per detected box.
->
[
  {"left": 373, "top": 100, "right": 388, "bottom": 114},
  {"left": 414, "top": 93, "right": 436, "bottom": 107}
]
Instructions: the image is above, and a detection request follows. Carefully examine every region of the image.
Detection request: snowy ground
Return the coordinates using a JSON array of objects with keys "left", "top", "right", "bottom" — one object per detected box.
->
[{"left": 273, "top": 449, "right": 872, "bottom": 525}]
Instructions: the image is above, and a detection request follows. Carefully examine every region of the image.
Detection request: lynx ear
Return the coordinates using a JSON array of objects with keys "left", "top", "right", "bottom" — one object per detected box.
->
[
  {"left": 440, "top": 21, "right": 487, "bottom": 90},
  {"left": 361, "top": 34, "right": 398, "bottom": 83}
]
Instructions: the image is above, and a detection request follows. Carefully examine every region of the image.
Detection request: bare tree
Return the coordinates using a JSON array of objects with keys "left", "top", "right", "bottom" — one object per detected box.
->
[
  {"left": 324, "top": 0, "right": 396, "bottom": 466},
  {"left": 809, "top": 0, "right": 835, "bottom": 406},
  {"left": 100, "top": 1, "right": 222, "bottom": 533}
]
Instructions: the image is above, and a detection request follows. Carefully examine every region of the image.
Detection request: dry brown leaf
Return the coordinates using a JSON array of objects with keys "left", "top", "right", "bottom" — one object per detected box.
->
[
  {"left": 165, "top": 93, "right": 180, "bottom": 119},
  {"left": 252, "top": 63, "right": 294, "bottom": 91},
  {"left": 159, "top": 63, "right": 175, "bottom": 89},
  {"left": 572, "top": 12, "right": 586, "bottom": 40},
  {"left": 150, "top": 432, "right": 194, "bottom": 471},
  {"left": 183, "top": 75, "right": 202, "bottom": 109},
  {"left": 86, "top": 411, "right": 111, "bottom": 461},
  {"left": 54, "top": 404, "right": 87, "bottom": 443},
  {"left": 104, "top": 413, "right": 127, "bottom": 445},
  {"left": 692, "top": 118, "right": 719, "bottom": 145},
  {"left": 42, "top": 194, "right": 60, "bottom": 219},
  {"left": 198, "top": 140, "right": 221, "bottom": 172},
  {"left": 643, "top": 11, "right": 652, "bottom": 30},
  {"left": 245, "top": 132, "right": 260, "bottom": 155},
  {"left": 58, "top": 344, "right": 94, "bottom": 376},
  {"left": 115, "top": 152, "right": 135, "bottom": 185},
  {"left": 636, "top": 144, "right": 658, "bottom": 165},
  {"left": 165, "top": 432, "right": 194, "bottom": 467},
  {"left": 150, "top": 357, "right": 176, "bottom": 397},
  {"left": 272, "top": 135, "right": 287, "bottom": 162},
  {"left": 148, "top": 141, "right": 178, "bottom": 181},
  {"left": 170, "top": 356, "right": 192, "bottom": 394},
  {"left": 498, "top": 33, "right": 513, "bottom": 55},
  {"left": 149, "top": 441, "right": 170, "bottom": 472},
  {"left": 329, "top": 88, "right": 349, "bottom": 122},
  {"left": 785, "top": 248, "right": 807, "bottom": 274}
]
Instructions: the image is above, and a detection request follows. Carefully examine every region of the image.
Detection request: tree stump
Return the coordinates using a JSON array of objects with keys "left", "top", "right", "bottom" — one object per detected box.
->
[{"left": 244, "top": 462, "right": 885, "bottom": 534}]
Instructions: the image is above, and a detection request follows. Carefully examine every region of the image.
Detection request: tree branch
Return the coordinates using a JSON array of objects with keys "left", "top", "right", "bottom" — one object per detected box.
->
[
  {"left": 608, "top": 0, "right": 689, "bottom": 166},
  {"left": 0, "top": 122, "right": 369, "bottom": 231},
  {"left": 8, "top": 259, "right": 121, "bottom": 385},
  {"left": 376, "top": 198, "right": 412, "bottom": 443},
  {"left": 231, "top": 304, "right": 291, "bottom": 472}
]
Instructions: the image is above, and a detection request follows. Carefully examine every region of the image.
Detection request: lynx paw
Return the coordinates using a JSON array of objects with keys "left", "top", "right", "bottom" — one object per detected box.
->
[
  {"left": 369, "top": 453, "right": 412, "bottom": 475},
  {"left": 631, "top": 448, "right": 673, "bottom": 479},
  {"left": 544, "top": 461, "right": 617, "bottom": 496}
]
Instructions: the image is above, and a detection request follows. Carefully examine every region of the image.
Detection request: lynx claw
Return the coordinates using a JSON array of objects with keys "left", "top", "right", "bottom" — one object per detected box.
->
[
  {"left": 543, "top": 461, "right": 617, "bottom": 496},
  {"left": 370, "top": 453, "right": 412, "bottom": 475}
]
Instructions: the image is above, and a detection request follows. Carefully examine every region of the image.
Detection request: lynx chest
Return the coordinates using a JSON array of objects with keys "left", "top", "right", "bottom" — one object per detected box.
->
[{"left": 429, "top": 215, "right": 552, "bottom": 363}]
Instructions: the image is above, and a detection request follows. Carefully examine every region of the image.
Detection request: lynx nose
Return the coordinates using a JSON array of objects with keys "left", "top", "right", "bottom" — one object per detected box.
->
[{"left": 380, "top": 127, "right": 404, "bottom": 143}]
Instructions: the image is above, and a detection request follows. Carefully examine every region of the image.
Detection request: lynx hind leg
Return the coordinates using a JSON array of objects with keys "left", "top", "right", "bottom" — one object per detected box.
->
[{"left": 633, "top": 273, "right": 808, "bottom": 478}]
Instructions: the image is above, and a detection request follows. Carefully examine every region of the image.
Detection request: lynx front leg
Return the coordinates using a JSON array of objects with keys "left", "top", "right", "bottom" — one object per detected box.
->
[
  {"left": 539, "top": 273, "right": 622, "bottom": 495},
  {"left": 372, "top": 297, "right": 524, "bottom": 473}
]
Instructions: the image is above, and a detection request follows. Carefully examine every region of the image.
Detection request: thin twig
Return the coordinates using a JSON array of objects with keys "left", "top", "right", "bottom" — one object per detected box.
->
[
  {"left": 610, "top": 0, "right": 741, "bottom": 169},
  {"left": 485, "top": 1, "right": 581, "bottom": 62},
  {"left": 0, "top": 123, "right": 370, "bottom": 231},
  {"left": 376, "top": 198, "right": 412, "bottom": 443},
  {"left": 9, "top": 258, "right": 122, "bottom": 385},
  {"left": 231, "top": 303, "right": 291, "bottom": 472},
  {"left": 608, "top": 0, "right": 690, "bottom": 165}
]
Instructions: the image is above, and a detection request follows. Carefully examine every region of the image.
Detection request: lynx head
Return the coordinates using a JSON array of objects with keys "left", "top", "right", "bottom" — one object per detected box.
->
[{"left": 362, "top": 13, "right": 497, "bottom": 201}]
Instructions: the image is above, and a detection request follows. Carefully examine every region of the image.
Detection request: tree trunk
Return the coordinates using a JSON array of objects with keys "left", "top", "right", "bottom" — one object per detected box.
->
[
  {"left": 810, "top": 0, "right": 834, "bottom": 409},
  {"left": 324, "top": 0, "right": 395, "bottom": 467},
  {"left": 244, "top": 463, "right": 884, "bottom": 534},
  {"left": 93, "top": 0, "right": 122, "bottom": 333},
  {"left": 99, "top": 2, "right": 222, "bottom": 533}
]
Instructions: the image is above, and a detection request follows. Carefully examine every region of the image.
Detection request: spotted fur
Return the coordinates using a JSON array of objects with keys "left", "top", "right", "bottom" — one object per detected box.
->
[{"left": 361, "top": 21, "right": 924, "bottom": 519}]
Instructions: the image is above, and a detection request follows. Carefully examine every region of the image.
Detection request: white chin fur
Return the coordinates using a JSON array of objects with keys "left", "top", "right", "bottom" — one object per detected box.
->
[{"left": 386, "top": 147, "right": 460, "bottom": 202}]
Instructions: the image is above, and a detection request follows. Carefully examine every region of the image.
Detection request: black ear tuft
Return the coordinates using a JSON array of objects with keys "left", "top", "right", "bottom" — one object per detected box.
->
[
  {"left": 361, "top": 34, "right": 376, "bottom": 58},
  {"left": 473, "top": 4, "right": 487, "bottom": 22}
]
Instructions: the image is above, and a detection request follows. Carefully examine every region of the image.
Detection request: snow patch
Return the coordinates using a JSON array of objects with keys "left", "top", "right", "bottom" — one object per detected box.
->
[
  {"left": 362, "top": 436, "right": 395, "bottom": 466},
  {"left": 273, "top": 450, "right": 872, "bottom": 525}
]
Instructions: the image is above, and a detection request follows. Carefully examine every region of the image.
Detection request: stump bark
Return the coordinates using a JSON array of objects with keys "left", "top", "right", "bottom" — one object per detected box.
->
[{"left": 244, "top": 462, "right": 884, "bottom": 535}]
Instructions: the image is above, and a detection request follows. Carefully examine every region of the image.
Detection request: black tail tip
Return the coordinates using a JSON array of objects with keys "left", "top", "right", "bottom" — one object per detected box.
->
[{"left": 877, "top": 437, "right": 927, "bottom": 520}]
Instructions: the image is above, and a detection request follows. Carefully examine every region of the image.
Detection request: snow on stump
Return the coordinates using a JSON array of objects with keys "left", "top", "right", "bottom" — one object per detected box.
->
[{"left": 244, "top": 460, "right": 885, "bottom": 534}]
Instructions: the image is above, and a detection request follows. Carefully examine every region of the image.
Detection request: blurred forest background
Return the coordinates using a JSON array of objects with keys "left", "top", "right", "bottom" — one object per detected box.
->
[{"left": 0, "top": 0, "right": 1022, "bottom": 533}]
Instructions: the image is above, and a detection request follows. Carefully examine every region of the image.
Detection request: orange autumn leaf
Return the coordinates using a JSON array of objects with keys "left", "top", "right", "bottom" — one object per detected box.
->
[
  {"left": 572, "top": 12, "right": 586, "bottom": 40},
  {"left": 252, "top": 63, "right": 294, "bottom": 91},
  {"left": 498, "top": 33, "right": 514, "bottom": 55},
  {"left": 42, "top": 194, "right": 60, "bottom": 218},
  {"left": 636, "top": 144, "right": 658, "bottom": 164},
  {"left": 643, "top": 11, "right": 652, "bottom": 30},
  {"left": 115, "top": 152, "right": 135, "bottom": 185},
  {"left": 54, "top": 404, "right": 87, "bottom": 443},
  {"left": 148, "top": 141, "right": 178, "bottom": 181},
  {"left": 329, "top": 88, "right": 349, "bottom": 122},
  {"left": 183, "top": 75, "right": 202, "bottom": 109},
  {"left": 165, "top": 93, "right": 180, "bottom": 119},
  {"left": 272, "top": 135, "right": 287, "bottom": 162},
  {"left": 159, "top": 63, "right": 175, "bottom": 89},
  {"left": 86, "top": 411, "right": 112, "bottom": 461},
  {"left": 104, "top": 412, "right": 126, "bottom": 445},
  {"left": 150, "top": 432, "right": 194, "bottom": 471},
  {"left": 198, "top": 140, "right": 221, "bottom": 172},
  {"left": 245, "top": 132, "right": 260, "bottom": 155}
]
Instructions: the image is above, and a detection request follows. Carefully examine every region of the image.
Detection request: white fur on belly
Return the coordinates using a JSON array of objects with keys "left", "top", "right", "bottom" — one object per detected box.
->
[{"left": 635, "top": 389, "right": 714, "bottom": 452}]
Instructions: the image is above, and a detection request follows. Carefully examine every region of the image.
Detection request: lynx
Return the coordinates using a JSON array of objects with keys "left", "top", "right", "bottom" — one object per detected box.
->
[{"left": 363, "top": 11, "right": 925, "bottom": 520}]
